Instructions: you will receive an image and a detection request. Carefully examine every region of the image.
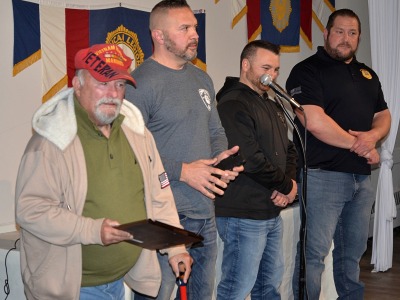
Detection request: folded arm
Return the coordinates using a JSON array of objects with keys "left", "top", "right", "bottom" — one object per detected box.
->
[{"left": 295, "top": 104, "right": 356, "bottom": 149}]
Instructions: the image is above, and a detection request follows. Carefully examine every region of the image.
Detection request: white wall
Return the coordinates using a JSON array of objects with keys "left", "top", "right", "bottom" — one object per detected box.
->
[
  {"left": 0, "top": 0, "right": 396, "bottom": 233},
  {"left": 1, "top": 0, "right": 43, "bottom": 233}
]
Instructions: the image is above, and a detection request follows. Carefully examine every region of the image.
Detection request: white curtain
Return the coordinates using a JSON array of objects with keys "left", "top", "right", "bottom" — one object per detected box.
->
[{"left": 368, "top": 0, "right": 400, "bottom": 272}]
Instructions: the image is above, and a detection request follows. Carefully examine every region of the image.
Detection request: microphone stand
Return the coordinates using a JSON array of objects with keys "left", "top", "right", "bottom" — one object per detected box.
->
[{"left": 275, "top": 94, "right": 308, "bottom": 299}]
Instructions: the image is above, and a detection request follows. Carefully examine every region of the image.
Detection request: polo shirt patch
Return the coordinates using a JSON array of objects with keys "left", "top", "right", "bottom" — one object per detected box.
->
[
  {"left": 360, "top": 69, "right": 372, "bottom": 79},
  {"left": 158, "top": 172, "right": 170, "bottom": 189},
  {"left": 290, "top": 86, "right": 302, "bottom": 97}
]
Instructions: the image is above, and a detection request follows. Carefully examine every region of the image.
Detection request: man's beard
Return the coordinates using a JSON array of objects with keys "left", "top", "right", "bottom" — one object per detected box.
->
[
  {"left": 94, "top": 98, "right": 121, "bottom": 125},
  {"left": 164, "top": 32, "right": 198, "bottom": 61},
  {"left": 325, "top": 40, "right": 357, "bottom": 62}
]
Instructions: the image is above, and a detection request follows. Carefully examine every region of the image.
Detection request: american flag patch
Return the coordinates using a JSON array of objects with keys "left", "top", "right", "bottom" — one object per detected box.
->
[{"left": 158, "top": 172, "right": 170, "bottom": 189}]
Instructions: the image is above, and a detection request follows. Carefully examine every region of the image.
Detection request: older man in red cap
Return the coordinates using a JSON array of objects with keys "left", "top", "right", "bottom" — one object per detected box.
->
[{"left": 15, "top": 44, "right": 192, "bottom": 300}]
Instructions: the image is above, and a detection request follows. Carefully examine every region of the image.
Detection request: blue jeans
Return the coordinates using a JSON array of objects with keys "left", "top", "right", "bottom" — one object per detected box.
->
[
  {"left": 80, "top": 278, "right": 124, "bottom": 300},
  {"left": 293, "top": 169, "right": 374, "bottom": 300},
  {"left": 216, "top": 216, "right": 283, "bottom": 300},
  {"left": 134, "top": 215, "right": 217, "bottom": 300}
]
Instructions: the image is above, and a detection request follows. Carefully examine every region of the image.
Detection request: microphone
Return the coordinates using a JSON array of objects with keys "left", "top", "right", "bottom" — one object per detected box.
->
[{"left": 260, "top": 74, "right": 304, "bottom": 111}]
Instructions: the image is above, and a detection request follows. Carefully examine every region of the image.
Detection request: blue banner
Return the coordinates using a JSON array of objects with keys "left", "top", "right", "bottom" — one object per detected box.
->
[
  {"left": 261, "top": 0, "right": 300, "bottom": 49},
  {"left": 89, "top": 7, "right": 153, "bottom": 64},
  {"left": 12, "top": 0, "right": 40, "bottom": 76}
]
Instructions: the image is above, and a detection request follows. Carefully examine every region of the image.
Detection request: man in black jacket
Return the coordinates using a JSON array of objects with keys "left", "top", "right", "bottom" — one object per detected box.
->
[{"left": 215, "top": 40, "right": 298, "bottom": 300}]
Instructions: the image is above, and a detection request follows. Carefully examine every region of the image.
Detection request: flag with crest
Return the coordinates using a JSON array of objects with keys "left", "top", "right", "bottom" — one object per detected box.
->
[{"left": 12, "top": 0, "right": 206, "bottom": 102}]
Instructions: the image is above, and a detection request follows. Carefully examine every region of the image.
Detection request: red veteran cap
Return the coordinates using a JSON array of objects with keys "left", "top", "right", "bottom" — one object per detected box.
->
[{"left": 74, "top": 44, "right": 136, "bottom": 86}]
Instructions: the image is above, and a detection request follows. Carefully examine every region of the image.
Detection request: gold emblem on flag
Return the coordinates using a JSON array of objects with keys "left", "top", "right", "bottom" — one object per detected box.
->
[
  {"left": 360, "top": 69, "right": 372, "bottom": 79},
  {"left": 269, "top": 0, "right": 292, "bottom": 33},
  {"left": 106, "top": 25, "right": 145, "bottom": 72}
]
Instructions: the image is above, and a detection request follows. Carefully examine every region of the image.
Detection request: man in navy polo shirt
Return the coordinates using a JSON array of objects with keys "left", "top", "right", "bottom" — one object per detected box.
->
[{"left": 286, "top": 9, "right": 391, "bottom": 300}]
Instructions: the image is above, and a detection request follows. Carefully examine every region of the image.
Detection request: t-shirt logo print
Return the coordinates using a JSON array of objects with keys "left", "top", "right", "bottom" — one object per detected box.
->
[{"left": 198, "top": 89, "right": 212, "bottom": 111}]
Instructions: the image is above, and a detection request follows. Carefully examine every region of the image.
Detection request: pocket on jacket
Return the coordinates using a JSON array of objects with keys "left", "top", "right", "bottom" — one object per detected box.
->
[{"left": 22, "top": 232, "right": 77, "bottom": 298}]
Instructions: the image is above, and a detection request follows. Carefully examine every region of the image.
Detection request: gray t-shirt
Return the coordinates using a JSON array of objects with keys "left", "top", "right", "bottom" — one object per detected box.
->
[{"left": 125, "top": 59, "right": 227, "bottom": 218}]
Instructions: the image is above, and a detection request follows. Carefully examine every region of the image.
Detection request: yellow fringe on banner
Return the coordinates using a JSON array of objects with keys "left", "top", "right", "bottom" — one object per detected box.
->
[
  {"left": 12, "top": 50, "right": 41, "bottom": 77},
  {"left": 42, "top": 75, "right": 68, "bottom": 103},
  {"left": 312, "top": 1, "right": 335, "bottom": 33},
  {"left": 312, "top": 10, "right": 325, "bottom": 32},
  {"left": 324, "top": 0, "right": 335, "bottom": 12},
  {"left": 300, "top": 28, "right": 313, "bottom": 49},
  {"left": 193, "top": 58, "right": 207, "bottom": 72},
  {"left": 248, "top": 25, "right": 262, "bottom": 42},
  {"left": 281, "top": 45, "right": 301, "bottom": 53},
  {"left": 232, "top": 5, "right": 247, "bottom": 28}
]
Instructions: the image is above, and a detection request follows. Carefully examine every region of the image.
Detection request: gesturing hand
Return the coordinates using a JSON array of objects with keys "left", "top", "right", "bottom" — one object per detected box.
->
[
  {"left": 180, "top": 159, "right": 229, "bottom": 199},
  {"left": 214, "top": 146, "right": 244, "bottom": 183}
]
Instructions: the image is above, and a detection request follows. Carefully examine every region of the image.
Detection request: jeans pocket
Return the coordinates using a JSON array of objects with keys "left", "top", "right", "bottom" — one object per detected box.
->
[{"left": 179, "top": 214, "right": 188, "bottom": 222}]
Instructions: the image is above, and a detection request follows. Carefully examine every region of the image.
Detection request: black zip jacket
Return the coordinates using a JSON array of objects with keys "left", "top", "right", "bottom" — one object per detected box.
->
[{"left": 215, "top": 77, "right": 298, "bottom": 220}]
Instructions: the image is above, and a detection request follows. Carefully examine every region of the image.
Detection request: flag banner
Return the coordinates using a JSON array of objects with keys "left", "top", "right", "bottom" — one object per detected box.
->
[
  {"left": 40, "top": 5, "right": 67, "bottom": 101},
  {"left": 193, "top": 9, "right": 207, "bottom": 72},
  {"left": 261, "top": 0, "right": 300, "bottom": 52},
  {"left": 300, "top": 0, "right": 312, "bottom": 49},
  {"left": 312, "top": 0, "right": 335, "bottom": 32},
  {"left": 13, "top": 0, "right": 206, "bottom": 102},
  {"left": 234, "top": 0, "right": 313, "bottom": 48},
  {"left": 326, "top": 0, "right": 335, "bottom": 10},
  {"left": 64, "top": 7, "right": 152, "bottom": 88},
  {"left": 246, "top": 0, "right": 261, "bottom": 42},
  {"left": 12, "top": 0, "right": 40, "bottom": 76},
  {"left": 231, "top": 0, "right": 246, "bottom": 28}
]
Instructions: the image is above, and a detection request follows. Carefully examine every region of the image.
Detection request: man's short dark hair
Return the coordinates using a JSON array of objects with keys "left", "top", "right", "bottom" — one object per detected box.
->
[
  {"left": 150, "top": 0, "right": 191, "bottom": 30},
  {"left": 152, "top": 0, "right": 190, "bottom": 13},
  {"left": 240, "top": 40, "right": 280, "bottom": 67},
  {"left": 326, "top": 8, "right": 361, "bottom": 34}
]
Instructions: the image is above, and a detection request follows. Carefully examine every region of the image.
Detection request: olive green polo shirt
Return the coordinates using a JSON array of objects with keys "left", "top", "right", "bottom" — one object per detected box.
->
[{"left": 74, "top": 98, "right": 146, "bottom": 286}]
